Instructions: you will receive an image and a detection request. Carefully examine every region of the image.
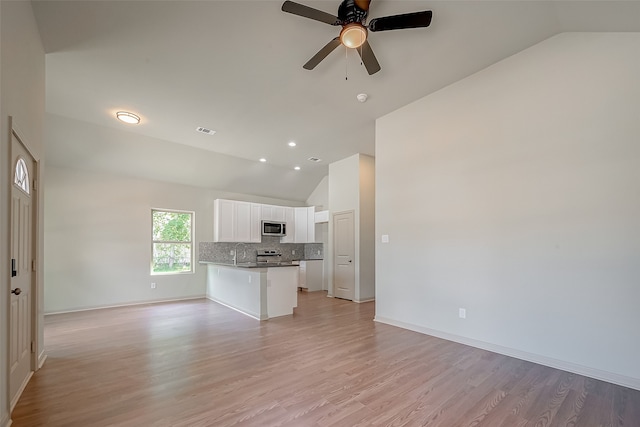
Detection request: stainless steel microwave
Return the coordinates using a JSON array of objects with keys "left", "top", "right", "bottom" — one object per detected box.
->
[{"left": 262, "top": 221, "right": 286, "bottom": 236}]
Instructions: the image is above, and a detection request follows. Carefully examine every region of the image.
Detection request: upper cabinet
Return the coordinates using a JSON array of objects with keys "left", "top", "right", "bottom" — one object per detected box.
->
[
  {"left": 281, "top": 207, "right": 295, "bottom": 243},
  {"left": 214, "top": 199, "right": 235, "bottom": 242},
  {"left": 215, "top": 199, "right": 316, "bottom": 243},
  {"left": 261, "top": 205, "right": 285, "bottom": 222},
  {"left": 294, "top": 206, "right": 316, "bottom": 243},
  {"left": 214, "top": 199, "right": 261, "bottom": 243}
]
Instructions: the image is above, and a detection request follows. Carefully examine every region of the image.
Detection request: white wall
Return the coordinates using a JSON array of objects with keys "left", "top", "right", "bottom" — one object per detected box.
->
[
  {"left": 44, "top": 167, "right": 207, "bottom": 312},
  {"left": 358, "top": 156, "right": 375, "bottom": 301},
  {"left": 375, "top": 33, "right": 640, "bottom": 389},
  {"left": 328, "top": 154, "right": 375, "bottom": 301},
  {"left": 44, "top": 166, "right": 306, "bottom": 313},
  {"left": 306, "top": 175, "right": 328, "bottom": 210},
  {"left": 1, "top": 1, "right": 45, "bottom": 423}
]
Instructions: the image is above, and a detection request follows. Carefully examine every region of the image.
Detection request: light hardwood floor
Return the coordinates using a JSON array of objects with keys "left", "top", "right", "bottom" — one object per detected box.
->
[{"left": 12, "top": 292, "right": 640, "bottom": 426}]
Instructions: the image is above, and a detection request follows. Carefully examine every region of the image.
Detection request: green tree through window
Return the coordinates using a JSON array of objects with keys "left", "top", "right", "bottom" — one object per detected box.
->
[{"left": 152, "top": 210, "right": 193, "bottom": 274}]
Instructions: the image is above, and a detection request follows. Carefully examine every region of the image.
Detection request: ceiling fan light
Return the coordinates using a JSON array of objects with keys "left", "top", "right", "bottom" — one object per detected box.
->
[
  {"left": 340, "top": 23, "right": 367, "bottom": 49},
  {"left": 116, "top": 111, "right": 140, "bottom": 124}
]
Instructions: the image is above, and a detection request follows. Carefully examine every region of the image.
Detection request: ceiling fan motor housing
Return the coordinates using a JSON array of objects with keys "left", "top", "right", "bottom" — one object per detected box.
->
[{"left": 338, "top": 0, "right": 369, "bottom": 24}]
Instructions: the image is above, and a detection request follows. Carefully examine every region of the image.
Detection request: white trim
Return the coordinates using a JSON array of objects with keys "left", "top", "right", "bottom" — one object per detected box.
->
[
  {"left": 374, "top": 316, "right": 640, "bottom": 392},
  {"left": 355, "top": 297, "right": 375, "bottom": 303},
  {"left": 9, "top": 372, "right": 33, "bottom": 412},
  {"left": 205, "top": 296, "right": 266, "bottom": 321},
  {"left": 1, "top": 416, "right": 12, "bottom": 427},
  {"left": 151, "top": 208, "right": 195, "bottom": 275},
  {"left": 44, "top": 296, "right": 205, "bottom": 315},
  {"left": 37, "top": 352, "right": 47, "bottom": 370}
]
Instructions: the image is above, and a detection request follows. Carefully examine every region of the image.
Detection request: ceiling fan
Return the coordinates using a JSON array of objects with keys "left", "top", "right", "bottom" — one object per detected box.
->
[{"left": 281, "top": 0, "right": 433, "bottom": 75}]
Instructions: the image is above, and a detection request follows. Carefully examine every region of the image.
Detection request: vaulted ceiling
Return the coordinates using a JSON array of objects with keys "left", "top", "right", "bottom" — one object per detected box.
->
[{"left": 32, "top": 0, "right": 640, "bottom": 201}]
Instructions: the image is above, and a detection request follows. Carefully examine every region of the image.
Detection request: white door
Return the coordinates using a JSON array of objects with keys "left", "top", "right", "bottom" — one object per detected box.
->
[
  {"left": 10, "top": 132, "right": 35, "bottom": 408},
  {"left": 333, "top": 211, "right": 355, "bottom": 300}
]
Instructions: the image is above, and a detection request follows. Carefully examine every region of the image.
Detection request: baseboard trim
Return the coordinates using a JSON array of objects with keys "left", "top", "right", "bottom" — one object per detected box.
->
[
  {"left": 38, "top": 351, "right": 47, "bottom": 370},
  {"left": 10, "top": 371, "right": 33, "bottom": 412},
  {"left": 44, "top": 296, "right": 206, "bottom": 315},
  {"left": 374, "top": 316, "right": 640, "bottom": 392},
  {"left": 355, "top": 297, "right": 375, "bottom": 303},
  {"left": 1, "top": 414, "right": 12, "bottom": 427},
  {"left": 205, "top": 296, "right": 266, "bottom": 321}
]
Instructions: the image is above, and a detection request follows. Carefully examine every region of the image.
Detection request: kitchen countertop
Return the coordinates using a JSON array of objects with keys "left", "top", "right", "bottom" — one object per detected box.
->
[{"left": 199, "top": 261, "right": 300, "bottom": 268}]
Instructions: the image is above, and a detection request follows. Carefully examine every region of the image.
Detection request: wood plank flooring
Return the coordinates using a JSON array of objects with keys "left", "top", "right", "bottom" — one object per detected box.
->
[{"left": 11, "top": 292, "right": 640, "bottom": 426}]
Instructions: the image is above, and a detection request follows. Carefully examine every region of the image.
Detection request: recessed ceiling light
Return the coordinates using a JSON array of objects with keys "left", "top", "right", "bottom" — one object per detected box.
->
[
  {"left": 116, "top": 111, "right": 140, "bottom": 124},
  {"left": 259, "top": 158, "right": 267, "bottom": 163},
  {"left": 294, "top": 166, "right": 301, "bottom": 171},
  {"left": 288, "top": 141, "right": 297, "bottom": 147}
]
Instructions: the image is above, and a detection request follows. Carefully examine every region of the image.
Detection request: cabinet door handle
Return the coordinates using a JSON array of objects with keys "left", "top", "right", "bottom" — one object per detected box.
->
[{"left": 11, "top": 258, "right": 17, "bottom": 277}]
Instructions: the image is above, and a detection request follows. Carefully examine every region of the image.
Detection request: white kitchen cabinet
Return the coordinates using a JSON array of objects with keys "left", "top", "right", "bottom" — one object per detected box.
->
[
  {"left": 281, "top": 207, "right": 295, "bottom": 243},
  {"left": 261, "top": 205, "right": 274, "bottom": 221},
  {"left": 234, "top": 201, "right": 252, "bottom": 242},
  {"left": 314, "top": 210, "right": 329, "bottom": 223},
  {"left": 262, "top": 205, "right": 286, "bottom": 222},
  {"left": 294, "top": 207, "right": 308, "bottom": 243},
  {"left": 299, "top": 260, "right": 323, "bottom": 292},
  {"left": 214, "top": 199, "right": 235, "bottom": 242},
  {"left": 294, "top": 206, "right": 315, "bottom": 243},
  {"left": 214, "top": 199, "right": 261, "bottom": 242},
  {"left": 273, "top": 206, "right": 285, "bottom": 222},
  {"left": 250, "top": 203, "right": 262, "bottom": 243},
  {"left": 307, "top": 206, "right": 316, "bottom": 243}
]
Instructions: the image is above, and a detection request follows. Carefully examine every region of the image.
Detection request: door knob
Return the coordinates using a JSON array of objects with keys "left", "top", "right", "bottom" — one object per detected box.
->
[{"left": 11, "top": 288, "right": 22, "bottom": 295}]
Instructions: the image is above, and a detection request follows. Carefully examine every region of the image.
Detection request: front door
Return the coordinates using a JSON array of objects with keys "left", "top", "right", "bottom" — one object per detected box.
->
[
  {"left": 333, "top": 211, "right": 355, "bottom": 300},
  {"left": 9, "top": 131, "right": 34, "bottom": 408}
]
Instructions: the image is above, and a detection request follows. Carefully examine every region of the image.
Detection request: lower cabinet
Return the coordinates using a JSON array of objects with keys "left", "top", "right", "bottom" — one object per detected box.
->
[{"left": 299, "top": 260, "right": 323, "bottom": 292}]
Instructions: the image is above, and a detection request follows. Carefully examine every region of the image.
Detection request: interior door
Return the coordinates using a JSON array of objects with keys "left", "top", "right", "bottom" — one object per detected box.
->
[
  {"left": 10, "top": 132, "right": 34, "bottom": 408},
  {"left": 333, "top": 211, "right": 355, "bottom": 300}
]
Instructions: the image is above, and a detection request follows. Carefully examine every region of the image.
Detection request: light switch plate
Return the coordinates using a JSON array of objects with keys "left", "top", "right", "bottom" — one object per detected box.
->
[{"left": 381, "top": 234, "right": 389, "bottom": 243}]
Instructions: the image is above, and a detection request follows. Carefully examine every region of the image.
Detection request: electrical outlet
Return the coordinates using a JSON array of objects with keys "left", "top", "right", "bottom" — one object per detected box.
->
[
  {"left": 151, "top": 283, "right": 156, "bottom": 289},
  {"left": 292, "top": 250, "right": 296, "bottom": 255},
  {"left": 230, "top": 250, "right": 234, "bottom": 256},
  {"left": 459, "top": 308, "right": 466, "bottom": 319},
  {"left": 317, "top": 249, "right": 320, "bottom": 255}
]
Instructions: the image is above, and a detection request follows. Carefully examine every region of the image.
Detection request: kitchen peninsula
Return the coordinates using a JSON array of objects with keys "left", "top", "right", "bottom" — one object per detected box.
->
[
  {"left": 204, "top": 262, "right": 299, "bottom": 320},
  {"left": 199, "top": 241, "right": 324, "bottom": 320}
]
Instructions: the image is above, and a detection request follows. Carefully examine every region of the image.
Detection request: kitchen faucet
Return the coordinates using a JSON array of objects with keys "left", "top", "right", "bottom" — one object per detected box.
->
[{"left": 233, "top": 242, "right": 247, "bottom": 266}]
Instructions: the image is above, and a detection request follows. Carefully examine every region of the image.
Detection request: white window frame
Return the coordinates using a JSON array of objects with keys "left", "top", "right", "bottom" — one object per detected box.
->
[{"left": 151, "top": 208, "right": 195, "bottom": 275}]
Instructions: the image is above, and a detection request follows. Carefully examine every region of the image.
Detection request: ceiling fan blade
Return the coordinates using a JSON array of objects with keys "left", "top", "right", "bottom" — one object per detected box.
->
[
  {"left": 303, "top": 37, "right": 342, "bottom": 70},
  {"left": 369, "top": 10, "right": 432, "bottom": 32},
  {"left": 281, "top": 1, "right": 341, "bottom": 26},
  {"left": 357, "top": 40, "right": 381, "bottom": 75}
]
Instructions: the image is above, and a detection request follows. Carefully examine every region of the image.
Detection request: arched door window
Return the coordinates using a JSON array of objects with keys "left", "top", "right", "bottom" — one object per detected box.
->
[{"left": 14, "top": 157, "right": 30, "bottom": 194}]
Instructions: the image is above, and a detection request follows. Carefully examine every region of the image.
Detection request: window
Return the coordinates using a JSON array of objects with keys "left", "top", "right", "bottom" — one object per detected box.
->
[
  {"left": 152, "top": 209, "right": 194, "bottom": 275},
  {"left": 14, "top": 157, "right": 30, "bottom": 194}
]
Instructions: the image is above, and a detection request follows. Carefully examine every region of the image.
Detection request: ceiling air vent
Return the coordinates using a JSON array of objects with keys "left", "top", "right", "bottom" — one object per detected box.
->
[
  {"left": 307, "top": 157, "right": 322, "bottom": 163},
  {"left": 196, "top": 127, "right": 216, "bottom": 135}
]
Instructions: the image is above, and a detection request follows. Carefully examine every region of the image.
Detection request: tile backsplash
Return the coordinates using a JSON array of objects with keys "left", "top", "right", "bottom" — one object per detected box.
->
[{"left": 199, "top": 237, "right": 323, "bottom": 264}]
